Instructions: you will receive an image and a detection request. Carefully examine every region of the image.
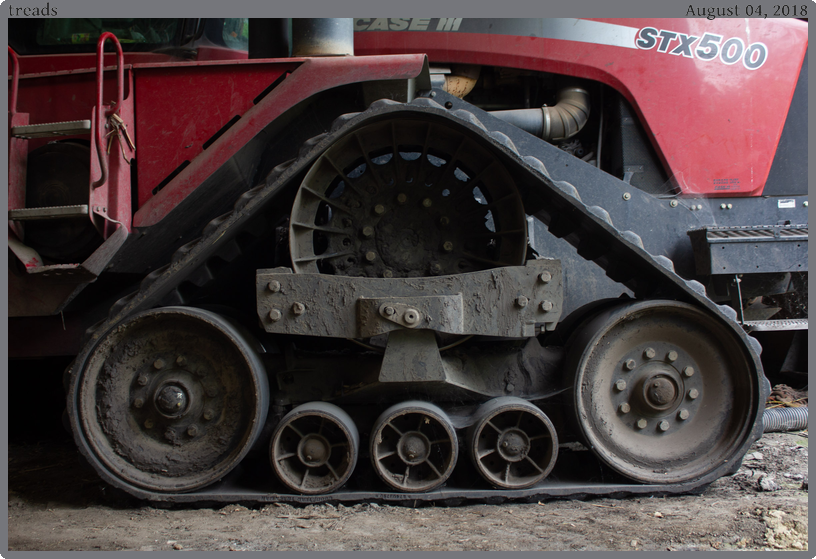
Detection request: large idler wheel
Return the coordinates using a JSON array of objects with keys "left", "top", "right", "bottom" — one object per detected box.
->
[
  {"left": 289, "top": 118, "right": 527, "bottom": 278},
  {"left": 270, "top": 402, "right": 359, "bottom": 494},
  {"left": 468, "top": 397, "right": 558, "bottom": 489},
  {"left": 70, "top": 307, "right": 269, "bottom": 493},
  {"left": 370, "top": 401, "right": 458, "bottom": 492},
  {"left": 566, "top": 300, "right": 759, "bottom": 484}
]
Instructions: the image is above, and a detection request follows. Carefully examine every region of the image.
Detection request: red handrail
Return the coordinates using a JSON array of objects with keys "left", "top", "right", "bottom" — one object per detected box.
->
[
  {"left": 92, "top": 32, "right": 125, "bottom": 189},
  {"left": 8, "top": 47, "right": 19, "bottom": 115}
]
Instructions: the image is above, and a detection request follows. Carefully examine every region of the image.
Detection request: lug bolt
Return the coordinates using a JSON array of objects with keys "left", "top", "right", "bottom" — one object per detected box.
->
[
  {"left": 292, "top": 302, "right": 306, "bottom": 315},
  {"left": 682, "top": 366, "right": 695, "bottom": 378},
  {"left": 442, "top": 241, "right": 454, "bottom": 253},
  {"left": 154, "top": 359, "right": 165, "bottom": 370},
  {"left": 623, "top": 192, "right": 631, "bottom": 201},
  {"left": 365, "top": 251, "right": 377, "bottom": 262},
  {"left": 624, "top": 359, "right": 637, "bottom": 371},
  {"left": 430, "top": 262, "right": 442, "bottom": 274},
  {"left": 615, "top": 379, "right": 627, "bottom": 391},
  {"left": 636, "top": 419, "right": 648, "bottom": 429},
  {"left": 422, "top": 198, "right": 433, "bottom": 208},
  {"left": 539, "top": 271, "right": 552, "bottom": 283},
  {"left": 619, "top": 403, "right": 631, "bottom": 414},
  {"left": 187, "top": 425, "right": 199, "bottom": 437},
  {"left": 203, "top": 410, "right": 214, "bottom": 421},
  {"left": 137, "top": 374, "right": 149, "bottom": 386},
  {"left": 362, "top": 226, "right": 375, "bottom": 238},
  {"left": 269, "top": 308, "right": 282, "bottom": 321},
  {"left": 144, "top": 419, "right": 154, "bottom": 429},
  {"left": 383, "top": 270, "right": 393, "bottom": 278},
  {"left": 176, "top": 355, "right": 186, "bottom": 367},
  {"left": 133, "top": 398, "right": 144, "bottom": 409},
  {"left": 666, "top": 351, "right": 678, "bottom": 362},
  {"left": 373, "top": 204, "right": 386, "bottom": 216},
  {"left": 688, "top": 388, "right": 699, "bottom": 400},
  {"left": 164, "top": 428, "right": 175, "bottom": 441},
  {"left": 383, "top": 306, "right": 396, "bottom": 317},
  {"left": 540, "top": 301, "right": 554, "bottom": 312},
  {"left": 643, "top": 348, "right": 656, "bottom": 359},
  {"left": 506, "top": 383, "right": 515, "bottom": 392},
  {"left": 397, "top": 193, "right": 407, "bottom": 205},
  {"left": 516, "top": 296, "right": 529, "bottom": 308},
  {"left": 267, "top": 280, "right": 281, "bottom": 293},
  {"left": 658, "top": 421, "right": 670, "bottom": 432},
  {"left": 439, "top": 216, "right": 450, "bottom": 227},
  {"left": 678, "top": 409, "right": 690, "bottom": 421}
]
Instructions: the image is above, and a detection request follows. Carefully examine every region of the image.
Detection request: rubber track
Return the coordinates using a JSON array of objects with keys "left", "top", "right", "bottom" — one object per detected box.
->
[{"left": 68, "top": 92, "right": 769, "bottom": 504}]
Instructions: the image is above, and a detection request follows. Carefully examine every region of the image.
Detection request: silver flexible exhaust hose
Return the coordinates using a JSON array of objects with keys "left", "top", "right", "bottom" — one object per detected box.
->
[
  {"left": 763, "top": 406, "right": 808, "bottom": 433},
  {"left": 489, "top": 87, "right": 590, "bottom": 141}
]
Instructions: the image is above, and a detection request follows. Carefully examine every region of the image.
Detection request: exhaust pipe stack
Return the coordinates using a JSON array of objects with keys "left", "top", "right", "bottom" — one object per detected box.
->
[{"left": 490, "top": 87, "right": 591, "bottom": 141}]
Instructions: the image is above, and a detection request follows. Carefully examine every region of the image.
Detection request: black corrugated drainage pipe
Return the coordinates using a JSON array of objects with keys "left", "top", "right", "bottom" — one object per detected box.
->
[
  {"left": 489, "top": 87, "right": 590, "bottom": 141},
  {"left": 763, "top": 406, "right": 808, "bottom": 433}
]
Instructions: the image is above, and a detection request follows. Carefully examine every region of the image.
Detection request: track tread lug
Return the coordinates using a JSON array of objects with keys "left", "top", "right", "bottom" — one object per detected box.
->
[
  {"left": 487, "top": 130, "right": 519, "bottom": 155},
  {"left": 587, "top": 205, "right": 612, "bottom": 225},
  {"left": 653, "top": 255, "right": 675, "bottom": 272},
  {"left": 329, "top": 112, "right": 361, "bottom": 133},
  {"left": 449, "top": 109, "right": 488, "bottom": 131},
  {"left": 552, "top": 180, "right": 581, "bottom": 201},
  {"left": 522, "top": 155, "right": 550, "bottom": 179},
  {"left": 621, "top": 230, "right": 644, "bottom": 249}
]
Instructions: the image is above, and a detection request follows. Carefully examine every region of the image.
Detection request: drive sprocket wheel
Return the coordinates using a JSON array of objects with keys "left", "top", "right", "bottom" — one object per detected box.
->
[
  {"left": 70, "top": 307, "right": 269, "bottom": 493},
  {"left": 566, "top": 300, "right": 759, "bottom": 484},
  {"left": 289, "top": 118, "right": 528, "bottom": 278}
]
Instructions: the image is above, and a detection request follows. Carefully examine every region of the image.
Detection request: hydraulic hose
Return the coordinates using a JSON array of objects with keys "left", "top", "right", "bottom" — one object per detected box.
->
[{"left": 763, "top": 406, "right": 808, "bottom": 433}]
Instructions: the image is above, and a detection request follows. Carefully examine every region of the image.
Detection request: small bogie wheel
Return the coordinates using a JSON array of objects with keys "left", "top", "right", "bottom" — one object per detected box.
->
[
  {"left": 566, "top": 300, "right": 760, "bottom": 484},
  {"left": 468, "top": 397, "right": 558, "bottom": 489},
  {"left": 370, "top": 401, "right": 458, "bottom": 492},
  {"left": 270, "top": 402, "right": 359, "bottom": 494},
  {"left": 70, "top": 307, "right": 269, "bottom": 493},
  {"left": 289, "top": 118, "right": 528, "bottom": 278}
]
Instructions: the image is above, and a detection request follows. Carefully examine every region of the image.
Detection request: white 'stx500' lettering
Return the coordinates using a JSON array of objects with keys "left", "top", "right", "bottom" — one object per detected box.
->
[
  {"left": 354, "top": 18, "right": 463, "bottom": 32},
  {"left": 636, "top": 28, "right": 767, "bottom": 70}
]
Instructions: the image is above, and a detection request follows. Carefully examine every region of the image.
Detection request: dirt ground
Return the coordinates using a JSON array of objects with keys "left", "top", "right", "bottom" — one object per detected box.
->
[{"left": 7, "top": 429, "right": 808, "bottom": 552}]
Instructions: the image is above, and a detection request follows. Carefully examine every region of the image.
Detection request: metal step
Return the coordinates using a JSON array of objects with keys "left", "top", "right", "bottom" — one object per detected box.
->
[
  {"left": 743, "top": 318, "right": 808, "bottom": 332},
  {"left": 688, "top": 225, "right": 808, "bottom": 275},
  {"left": 9, "top": 205, "right": 89, "bottom": 221},
  {"left": 10, "top": 120, "right": 92, "bottom": 139}
]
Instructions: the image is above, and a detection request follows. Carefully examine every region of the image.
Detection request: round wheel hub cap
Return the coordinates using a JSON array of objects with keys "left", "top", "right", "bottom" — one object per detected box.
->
[
  {"left": 398, "top": 431, "right": 431, "bottom": 465},
  {"left": 497, "top": 429, "right": 530, "bottom": 462},
  {"left": 154, "top": 384, "right": 190, "bottom": 417},
  {"left": 298, "top": 434, "right": 331, "bottom": 467},
  {"left": 642, "top": 374, "right": 679, "bottom": 411}
]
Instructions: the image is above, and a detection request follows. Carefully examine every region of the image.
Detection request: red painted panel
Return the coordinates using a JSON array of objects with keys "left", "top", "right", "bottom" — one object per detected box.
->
[
  {"left": 132, "top": 63, "right": 293, "bottom": 207},
  {"left": 355, "top": 18, "right": 807, "bottom": 197}
]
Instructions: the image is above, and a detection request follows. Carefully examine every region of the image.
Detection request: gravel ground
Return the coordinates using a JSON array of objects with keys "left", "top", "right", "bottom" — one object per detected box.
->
[{"left": 7, "top": 430, "right": 808, "bottom": 551}]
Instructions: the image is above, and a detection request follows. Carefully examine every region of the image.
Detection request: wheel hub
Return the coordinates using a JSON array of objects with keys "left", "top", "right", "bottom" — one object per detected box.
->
[
  {"left": 154, "top": 383, "right": 190, "bottom": 417},
  {"left": 298, "top": 434, "right": 331, "bottom": 466},
  {"left": 398, "top": 431, "right": 431, "bottom": 465},
  {"left": 497, "top": 429, "right": 530, "bottom": 462},
  {"left": 642, "top": 375, "right": 678, "bottom": 411}
]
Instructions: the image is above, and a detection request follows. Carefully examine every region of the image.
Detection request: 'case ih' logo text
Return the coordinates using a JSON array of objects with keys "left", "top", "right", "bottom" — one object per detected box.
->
[
  {"left": 636, "top": 28, "right": 767, "bottom": 70},
  {"left": 354, "top": 18, "right": 463, "bottom": 32}
]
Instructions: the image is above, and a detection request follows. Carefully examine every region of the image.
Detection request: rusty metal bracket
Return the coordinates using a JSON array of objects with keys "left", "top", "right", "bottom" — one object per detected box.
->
[{"left": 256, "top": 259, "right": 562, "bottom": 338}]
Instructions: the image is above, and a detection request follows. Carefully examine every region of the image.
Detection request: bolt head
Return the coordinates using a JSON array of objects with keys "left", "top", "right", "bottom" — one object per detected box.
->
[
  {"left": 269, "top": 308, "right": 282, "bottom": 321},
  {"left": 658, "top": 421, "right": 670, "bottom": 432},
  {"left": 267, "top": 280, "right": 281, "bottom": 293},
  {"left": 187, "top": 425, "right": 199, "bottom": 437},
  {"left": 624, "top": 359, "right": 637, "bottom": 371},
  {"left": 643, "top": 348, "right": 656, "bottom": 359},
  {"left": 144, "top": 419, "right": 154, "bottom": 429},
  {"left": 430, "top": 263, "right": 442, "bottom": 274},
  {"left": 636, "top": 419, "right": 648, "bottom": 429},
  {"left": 442, "top": 241, "right": 454, "bottom": 252},
  {"left": 615, "top": 379, "right": 627, "bottom": 391},
  {"left": 540, "top": 300, "right": 554, "bottom": 312},
  {"left": 516, "top": 296, "right": 529, "bottom": 308},
  {"left": 623, "top": 192, "right": 631, "bottom": 201},
  {"left": 539, "top": 271, "right": 552, "bottom": 283},
  {"left": 666, "top": 350, "right": 678, "bottom": 362},
  {"left": 506, "top": 383, "right": 515, "bottom": 392},
  {"left": 176, "top": 355, "right": 186, "bottom": 367},
  {"left": 137, "top": 374, "right": 149, "bottom": 386},
  {"left": 720, "top": 204, "right": 727, "bottom": 210},
  {"left": 404, "top": 309, "right": 420, "bottom": 325},
  {"left": 439, "top": 216, "right": 450, "bottom": 227},
  {"left": 383, "top": 270, "right": 393, "bottom": 278},
  {"left": 383, "top": 306, "right": 396, "bottom": 317},
  {"left": 206, "top": 387, "right": 218, "bottom": 398},
  {"left": 365, "top": 251, "right": 377, "bottom": 262},
  {"left": 203, "top": 410, "right": 214, "bottom": 421},
  {"left": 164, "top": 428, "right": 175, "bottom": 441},
  {"left": 619, "top": 403, "right": 631, "bottom": 414},
  {"left": 362, "top": 226, "right": 375, "bottom": 238},
  {"left": 688, "top": 388, "right": 699, "bottom": 400},
  {"left": 678, "top": 409, "right": 690, "bottom": 421},
  {"left": 670, "top": 200, "right": 678, "bottom": 208},
  {"left": 422, "top": 198, "right": 433, "bottom": 208},
  {"left": 153, "top": 359, "right": 165, "bottom": 370},
  {"left": 683, "top": 366, "right": 695, "bottom": 378},
  {"left": 803, "top": 201, "right": 808, "bottom": 208},
  {"left": 397, "top": 193, "right": 408, "bottom": 205},
  {"left": 374, "top": 204, "right": 386, "bottom": 216},
  {"left": 727, "top": 203, "right": 733, "bottom": 210},
  {"left": 292, "top": 302, "right": 306, "bottom": 315},
  {"left": 133, "top": 398, "right": 144, "bottom": 409}
]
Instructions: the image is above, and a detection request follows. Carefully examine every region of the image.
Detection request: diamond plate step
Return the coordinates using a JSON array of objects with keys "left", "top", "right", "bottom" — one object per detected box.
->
[
  {"left": 10, "top": 120, "right": 91, "bottom": 139},
  {"left": 743, "top": 318, "right": 808, "bottom": 332}
]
